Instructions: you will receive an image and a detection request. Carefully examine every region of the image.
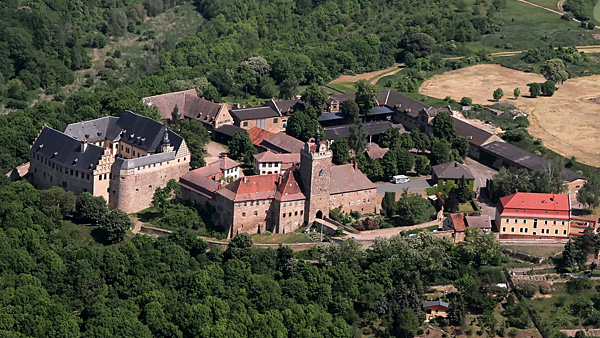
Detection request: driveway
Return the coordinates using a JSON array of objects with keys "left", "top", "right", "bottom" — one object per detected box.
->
[
  {"left": 376, "top": 177, "right": 432, "bottom": 193},
  {"left": 204, "top": 141, "right": 228, "bottom": 164}
]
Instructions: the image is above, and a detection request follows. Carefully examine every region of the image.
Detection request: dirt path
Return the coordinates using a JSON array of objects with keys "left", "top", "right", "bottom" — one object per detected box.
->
[
  {"left": 419, "top": 64, "right": 600, "bottom": 166},
  {"left": 330, "top": 63, "right": 404, "bottom": 86},
  {"left": 204, "top": 141, "right": 228, "bottom": 164}
]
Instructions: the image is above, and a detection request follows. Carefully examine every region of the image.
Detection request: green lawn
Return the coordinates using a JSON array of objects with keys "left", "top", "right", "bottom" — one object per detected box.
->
[
  {"left": 251, "top": 228, "right": 313, "bottom": 244},
  {"left": 458, "top": 202, "right": 476, "bottom": 213},
  {"left": 473, "top": 0, "right": 600, "bottom": 51},
  {"left": 503, "top": 244, "right": 565, "bottom": 258},
  {"left": 57, "top": 220, "right": 135, "bottom": 246},
  {"left": 525, "top": 0, "right": 561, "bottom": 11}
]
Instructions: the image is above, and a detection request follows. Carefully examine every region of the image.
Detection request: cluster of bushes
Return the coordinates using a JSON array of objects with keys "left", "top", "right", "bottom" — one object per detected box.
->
[{"left": 528, "top": 80, "right": 557, "bottom": 97}]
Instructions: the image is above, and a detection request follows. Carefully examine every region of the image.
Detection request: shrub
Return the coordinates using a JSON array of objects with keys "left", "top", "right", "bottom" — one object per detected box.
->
[
  {"left": 508, "top": 329, "right": 519, "bottom": 337},
  {"left": 355, "top": 218, "right": 379, "bottom": 231},
  {"left": 561, "top": 12, "right": 573, "bottom": 20},
  {"left": 518, "top": 283, "right": 537, "bottom": 298},
  {"left": 460, "top": 97, "right": 473, "bottom": 106},
  {"left": 416, "top": 328, "right": 424, "bottom": 335},
  {"left": 539, "top": 284, "right": 552, "bottom": 294},
  {"left": 350, "top": 210, "right": 361, "bottom": 219}
]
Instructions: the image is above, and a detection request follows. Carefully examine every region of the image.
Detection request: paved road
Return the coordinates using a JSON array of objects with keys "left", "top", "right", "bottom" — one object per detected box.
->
[{"left": 376, "top": 177, "right": 432, "bottom": 193}]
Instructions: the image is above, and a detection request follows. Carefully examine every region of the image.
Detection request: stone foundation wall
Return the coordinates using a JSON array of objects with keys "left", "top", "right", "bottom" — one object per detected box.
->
[
  {"left": 109, "top": 160, "right": 190, "bottom": 213},
  {"left": 329, "top": 188, "right": 378, "bottom": 215}
]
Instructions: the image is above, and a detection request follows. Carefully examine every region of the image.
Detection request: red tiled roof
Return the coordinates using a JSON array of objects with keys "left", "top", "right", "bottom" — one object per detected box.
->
[
  {"left": 219, "top": 174, "right": 279, "bottom": 202},
  {"left": 141, "top": 90, "right": 222, "bottom": 122},
  {"left": 248, "top": 127, "right": 275, "bottom": 147},
  {"left": 499, "top": 192, "right": 569, "bottom": 211},
  {"left": 498, "top": 192, "right": 570, "bottom": 220},
  {"left": 275, "top": 170, "right": 306, "bottom": 202},
  {"left": 190, "top": 156, "right": 239, "bottom": 178},
  {"left": 450, "top": 213, "right": 466, "bottom": 232}
]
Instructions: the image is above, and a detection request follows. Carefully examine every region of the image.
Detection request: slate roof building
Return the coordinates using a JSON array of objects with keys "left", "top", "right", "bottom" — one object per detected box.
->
[
  {"left": 423, "top": 300, "right": 449, "bottom": 320},
  {"left": 183, "top": 134, "right": 378, "bottom": 237},
  {"left": 142, "top": 89, "right": 233, "bottom": 130},
  {"left": 480, "top": 141, "right": 587, "bottom": 197},
  {"left": 260, "top": 132, "right": 305, "bottom": 154},
  {"left": 29, "top": 111, "right": 190, "bottom": 213},
  {"left": 432, "top": 161, "right": 475, "bottom": 190}
]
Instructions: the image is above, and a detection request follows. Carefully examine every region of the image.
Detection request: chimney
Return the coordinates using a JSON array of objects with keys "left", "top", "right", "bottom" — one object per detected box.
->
[
  {"left": 354, "top": 161, "right": 358, "bottom": 170},
  {"left": 81, "top": 140, "right": 88, "bottom": 152},
  {"left": 454, "top": 162, "right": 458, "bottom": 167}
]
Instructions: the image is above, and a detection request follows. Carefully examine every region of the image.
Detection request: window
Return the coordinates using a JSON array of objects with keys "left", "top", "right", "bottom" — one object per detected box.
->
[
  {"left": 294, "top": 211, "right": 298, "bottom": 216},
  {"left": 555, "top": 229, "right": 559, "bottom": 234},
  {"left": 533, "top": 219, "right": 538, "bottom": 228},
  {"left": 519, "top": 228, "right": 524, "bottom": 233},
  {"left": 254, "top": 211, "right": 258, "bottom": 216},
  {"left": 242, "top": 212, "right": 246, "bottom": 217},
  {"left": 505, "top": 218, "right": 509, "bottom": 223},
  {"left": 544, "top": 220, "right": 548, "bottom": 225},
  {"left": 514, "top": 219, "right": 518, "bottom": 224},
  {"left": 524, "top": 228, "right": 528, "bottom": 233},
  {"left": 511, "top": 227, "right": 515, "bottom": 232},
  {"left": 523, "top": 219, "right": 527, "bottom": 224},
  {"left": 300, "top": 210, "right": 303, "bottom": 215},
  {"left": 553, "top": 220, "right": 557, "bottom": 225},
  {"left": 562, "top": 221, "right": 565, "bottom": 226},
  {"left": 319, "top": 169, "right": 325, "bottom": 176},
  {"left": 357, "top": 200, "right": 360, "bottom": 205},
  {"left": 532, "top": 232, "right": 537, "bottom": 235},
  {"left": 288, "top": 212, "right": 292, "bottom": 217},
  {"left": 564, "top": 229, "right": 567, "bottom": 235},
  {"left": 502, "top": 227, "right": 506, "bottom": 232},
  {"left": 273, "top": 118, "right": 279, "bottom": 123},
  {"left": 283, "top": 213, "right": 286, "bottom": 218},
  {"left": 243, "top": 122, "right": 248, "bottom": 127}
]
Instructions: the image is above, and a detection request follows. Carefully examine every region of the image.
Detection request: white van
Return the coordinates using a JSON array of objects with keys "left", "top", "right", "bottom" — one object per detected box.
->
[{"left": 392, "top": 175, "right": 410, "bottom": 184}]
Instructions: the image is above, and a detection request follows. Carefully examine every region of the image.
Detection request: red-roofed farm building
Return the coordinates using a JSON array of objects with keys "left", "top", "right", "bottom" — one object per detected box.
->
[{"left": 496, "top": 192, "right": 596, "bottom": 240}]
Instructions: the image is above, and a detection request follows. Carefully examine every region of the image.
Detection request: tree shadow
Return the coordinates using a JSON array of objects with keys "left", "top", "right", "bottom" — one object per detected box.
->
[
  {"left": 90, "top": 227, "right": 109, "bottom": 245},
  {"left": 137, "top": 210, "right": 160, "bottom": 222}
]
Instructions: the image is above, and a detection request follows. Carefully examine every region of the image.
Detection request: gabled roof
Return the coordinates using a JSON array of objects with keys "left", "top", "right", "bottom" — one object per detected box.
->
[
  {"left": 453, "top": 118, "right": 500, "bottom": 147},
  {"left": 274, "top": 170, "right": 306, "bottom": 202},
  {"left": 366, "top": 143, "right": 389, "bottom": 159},
  {"left": 179, "top": 171, "right": 222, "bottom": 197},
  {"left": 230, "top": 106, "right": 280, "bottom": 121},
  {"left": 449, "top": 213, "right": 466, "bottom": 232},
  {"left": 248, "top": 127, "right": 275, "bottom": 147},
  {"left": 191, "top": 157, "right": 239, "bottom": 177},
  {"left": 465, "top": 215, "right": 492, "bottom": 229},
  {"left": 254, "top": 150, "right": 282, "bottom": 163},
  {"left": 218, "top": 174, "right": 279, "bottom": 202},
  {"left": 330, "top": 164, "right": 377, "bottom": 194},
  {"left": 214, "top": 124, "right": 245, "bottom": 138},
  {"left": 112, "top": 152, "right": 176, "bottom": 170},
  {"left": 481, "top": 141, "right": 585, "bottom": 182},
  {"left": 323, "top": 121, "right": 392, "bottom": 140},
  {"left": 432, "top": 161, "right": 475, "bottom": 180},
  {"left": 114, "top": 111, "right": 184, "bottom": 153},
  {"left": 32, "top": 127, "right": 104, "bottom": 172},
  {"left": 380, "top": 90, "right": 432, "bottom": 117},
  {"left": 261, "top": 133, "right": 304, "bottom": 154},
  {"left": 423, "top": 300, "right": 449, "bottom": 309},
  {"left": 141, "top": 89, "right": 222, "bottom": 122},
  {"left": 64, "top": 116, "right": 120, "bottom": 143},
  {"left": 499, "top": 192, "right": 570, "bottom": 212},
  {"left": 268, "top": 99, "right": 304, "bottom": 114}
]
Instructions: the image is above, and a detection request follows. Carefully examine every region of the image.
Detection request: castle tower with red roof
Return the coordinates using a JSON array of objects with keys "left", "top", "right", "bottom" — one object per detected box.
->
[{"left": 300, "top": 130, "right": 333, "bottom": 222}]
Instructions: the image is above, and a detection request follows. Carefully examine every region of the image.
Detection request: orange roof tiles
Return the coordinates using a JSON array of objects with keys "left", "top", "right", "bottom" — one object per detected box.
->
[
  {"left": 248, "top": 127, "right": 275, "bottom": 147},
  {"left": 220, "top": 174, "right": 279, "bottom": 202},
  {"left": 450, "top": 213, "right": 466, "bottom": 232}
]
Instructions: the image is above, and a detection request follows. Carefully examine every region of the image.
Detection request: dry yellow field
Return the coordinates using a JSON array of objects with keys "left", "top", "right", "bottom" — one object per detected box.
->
[{"left": 420, "top": 64, "right": 600, "bottom": 166}]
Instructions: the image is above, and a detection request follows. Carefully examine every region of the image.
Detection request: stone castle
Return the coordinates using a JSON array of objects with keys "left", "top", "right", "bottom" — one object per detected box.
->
[
  {"left": 29, "top": 111, "right": 190, "bottom": 213},
  {"left": 180, "top": 132, "right": 378, "bottom": 237}
]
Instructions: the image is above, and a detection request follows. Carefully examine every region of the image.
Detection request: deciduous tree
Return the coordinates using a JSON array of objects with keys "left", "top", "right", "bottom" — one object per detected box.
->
[
  {"left": 432, "top": 111, "right": 454, "bottom": 140},
  {"left": 540, "top": 58, "right": 569, "bottom": 83},
  {"left": 100, "top": 209, "right": 133, "bottom": 244},
  {"left": 331, "top": 138, "right": 349, "bottom": 165},
  {"left": 493, "top": 88, "right": 504, "bottom": 101}
]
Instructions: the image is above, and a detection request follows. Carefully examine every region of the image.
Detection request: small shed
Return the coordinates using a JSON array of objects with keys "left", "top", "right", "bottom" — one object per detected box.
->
[{"left": 423, "top": 300, "right": 449, "bottom": 320}]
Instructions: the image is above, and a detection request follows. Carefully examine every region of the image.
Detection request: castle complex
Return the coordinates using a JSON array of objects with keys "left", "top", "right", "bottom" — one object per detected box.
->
[
  {"left": 180, "top": 132, "right": 377, "bottom": 237},
  {"left": 29, "top": 111, "right": 190, "bottom": 213}
]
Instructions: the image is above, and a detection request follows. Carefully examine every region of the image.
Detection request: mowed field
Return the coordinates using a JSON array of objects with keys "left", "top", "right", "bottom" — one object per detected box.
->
[{"left": 419, "top": 64, "right": 600, "bottom": 166}]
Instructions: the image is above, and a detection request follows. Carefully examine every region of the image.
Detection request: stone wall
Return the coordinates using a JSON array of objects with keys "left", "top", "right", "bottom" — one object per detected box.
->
[
  {"left": 109, "top": 159, "right": 189, "bottom": 213},
  {"left": 275, "top": 198, "right": 306, "bottom": 233},
  {"left": 239, "top": 116, "right": 285, "bottom": 133},
  {"left": 29, "top": 154, "right": 95, "bottom": 195},
  {"left": 230, "top": 198, "right": 274, "bottom": 236},
  {"left": 329, "top": 188, "right": 378, "bottom": 215}
]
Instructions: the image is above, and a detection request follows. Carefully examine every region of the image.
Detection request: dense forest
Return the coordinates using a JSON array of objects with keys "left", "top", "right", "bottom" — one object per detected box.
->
[{"left": 0, "top": 178, "right": 507, "bottom": 337}]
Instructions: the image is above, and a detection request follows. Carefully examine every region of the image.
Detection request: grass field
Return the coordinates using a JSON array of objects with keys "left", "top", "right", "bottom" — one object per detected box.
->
[
  {"left": 470, "top": 0, "right": 599, "bottom": 52},
  {"left": 251, "top": 228, "right": 313, "bottom": 244},
  {"left": 58, "top": 220, "right": 135, "bottom": 246},
  {"left": 525, "top": 0, "right": 562, "bottom": 10},
  {"left": 419, "top": 64, "right": 600, "bottom": 166},
  {"left": 503, "top": 244, "right": 565, "bottom": 258}
]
